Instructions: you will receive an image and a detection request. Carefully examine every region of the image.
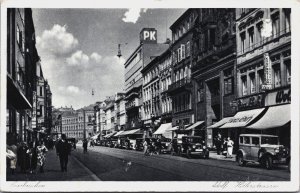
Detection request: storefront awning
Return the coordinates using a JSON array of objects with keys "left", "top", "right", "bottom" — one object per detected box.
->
[
  {"left": 220, "top": 108, "right": 266, "bottom": 128},
  {"left": 90, "top": 133, "right": 100, "bottom": 140},
  {"left": 153, "top": 123, "right": 172, "bottom": 135},
  {"left": 247, "top": 104, "right": 290, "bottom": 129},
  {"left": 207, "top": 117, "right": 233, "bottom": 129},
  {"left": 119, "top": 129, "right": 143, "bottom": 136},
  {"left": 114, "top": 131, "right": 125, "bottom": 137},
  {"left": 185, "top": 121, "right": 205, "bottom": 130},
  {"left": 104, "top": 131, "right": 117, "bottom": 138},
  {"left": 168, "top": 126, "right": 179, "bottom": 131}
]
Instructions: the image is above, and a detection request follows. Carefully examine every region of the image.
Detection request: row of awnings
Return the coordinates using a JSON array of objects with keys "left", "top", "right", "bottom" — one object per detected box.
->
[
  {"left": 102, "top": 129, "right": 144, "bottom": 138},
  {"left": 209, "top": 104, "right": 290, "bottom": 130}
]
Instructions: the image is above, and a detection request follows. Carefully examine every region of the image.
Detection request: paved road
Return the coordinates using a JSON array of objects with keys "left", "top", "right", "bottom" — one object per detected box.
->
[{"left": 72, "top": 145, "right": 290, "bottom": 181}]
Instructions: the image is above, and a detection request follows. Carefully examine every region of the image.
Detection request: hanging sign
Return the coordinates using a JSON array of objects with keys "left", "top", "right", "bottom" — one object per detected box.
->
[{"left": 261, "top": 53, "right": 272, "bottom": 90}]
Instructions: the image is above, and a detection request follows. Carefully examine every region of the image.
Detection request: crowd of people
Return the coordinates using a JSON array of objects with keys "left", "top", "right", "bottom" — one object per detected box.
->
[{"left": 6, "top": 134, "right": 73, "bottom": 175}]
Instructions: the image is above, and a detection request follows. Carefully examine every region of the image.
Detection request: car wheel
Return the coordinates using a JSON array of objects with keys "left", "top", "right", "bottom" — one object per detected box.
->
[
  {"left": 264, "top": 156, "right": 273, "bottom": 170},
  {"left": 237, "top": 153, "right": 246, "bottom": 166}
]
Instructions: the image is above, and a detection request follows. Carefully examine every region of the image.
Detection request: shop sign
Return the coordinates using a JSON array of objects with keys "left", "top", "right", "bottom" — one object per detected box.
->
[
  {"left": 140, "top": 28, "right": 157, "bottom": 44},
  {"left": 237, "top": 94, "right": 264, "bottom": 111},
  {"left": 265, "top": 88, "right": 291, "bottom": 106},
  {"left": 228, "top": 115, "right": 254, "bottom": 124},
  {"left": 261, "top": 53, "right": 272, "bottom": 91}
]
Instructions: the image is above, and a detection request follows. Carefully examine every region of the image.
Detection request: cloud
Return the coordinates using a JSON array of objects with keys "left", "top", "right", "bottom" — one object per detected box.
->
[
  {"left": 90, "top": 52, "right": 102, "bottom": 63},
  {"left": 122, "top": 8, "right": 147, "bottom": 23},
  {"left": 66, "top": 50, "right": 90, "bottom": 66},
  {"left": 36, "top": 24, "right": 78, "bottom": 56},
  {"left": 67, "top": 85, "right": 80, "bottom": 94}
]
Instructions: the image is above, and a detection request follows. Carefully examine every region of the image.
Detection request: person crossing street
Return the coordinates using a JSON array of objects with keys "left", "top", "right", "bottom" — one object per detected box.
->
[{"left": 56, "top": 134, "right": 71, "bottom": 172}]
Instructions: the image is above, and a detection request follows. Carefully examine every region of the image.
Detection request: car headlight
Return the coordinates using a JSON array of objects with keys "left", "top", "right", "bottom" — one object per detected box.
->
[
  {"left": 203, "top": 146, "right": 206, "bottom": 149},
  {"left": 192, "top": 145, "right": 196, "bottom": 148},
  {"left": 274, "top": 148, "right": 279, "bottom": 153}
]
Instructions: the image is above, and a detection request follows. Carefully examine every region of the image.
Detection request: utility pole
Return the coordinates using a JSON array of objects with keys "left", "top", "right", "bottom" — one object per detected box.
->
[{"left": 83, "top": 109, "right": 86, "bottom": 140}]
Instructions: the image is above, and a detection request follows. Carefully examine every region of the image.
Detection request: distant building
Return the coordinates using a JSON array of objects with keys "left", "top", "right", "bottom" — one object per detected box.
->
[{"left": 114, "top": 92, "right": 126, "bottom": 131}]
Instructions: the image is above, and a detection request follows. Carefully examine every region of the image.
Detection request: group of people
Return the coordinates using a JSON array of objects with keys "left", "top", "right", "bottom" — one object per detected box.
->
[
  {"left": 6, "top": 140, "right": 48, "bottom": 175},
  {"left": 143, "top": 138, "right": 162, "bottom": 156},
  {"left": 214, "top": 133, "right": 234, "bottom": 158}
]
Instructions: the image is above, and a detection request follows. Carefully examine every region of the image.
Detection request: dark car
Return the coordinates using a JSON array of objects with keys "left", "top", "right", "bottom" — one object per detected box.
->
[
  {"left": 180, "top": 136, "right": 209, "bottom": 159},
  {"left": 160, "top": 138, "right": 172, "bottom": 154},
  {"left": 135, "top": 138, "right": 144, "bottom": 151},
  {"left": 107, "top": 139, "right": 117, "bottom": 148}
]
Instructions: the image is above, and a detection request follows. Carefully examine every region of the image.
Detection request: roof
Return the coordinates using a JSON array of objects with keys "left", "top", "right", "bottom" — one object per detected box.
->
[{"left": 169, "top": 9, "right": 191, "bottom": 31}]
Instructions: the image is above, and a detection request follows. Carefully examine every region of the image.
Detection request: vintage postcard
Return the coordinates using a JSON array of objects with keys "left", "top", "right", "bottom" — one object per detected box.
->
[{"left": 1, "top": 0, "right": 299, "bottom": 192}]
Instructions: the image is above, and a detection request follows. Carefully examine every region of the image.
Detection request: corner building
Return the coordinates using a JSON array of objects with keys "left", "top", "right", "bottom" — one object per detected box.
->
[{"left": 220, "top": 8, "right": 291, "bottom": 149}]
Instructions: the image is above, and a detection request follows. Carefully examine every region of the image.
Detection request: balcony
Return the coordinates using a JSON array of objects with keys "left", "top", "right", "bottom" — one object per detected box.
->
[{"left": 167, "top": 78, "right": 192, "bottom": 93}]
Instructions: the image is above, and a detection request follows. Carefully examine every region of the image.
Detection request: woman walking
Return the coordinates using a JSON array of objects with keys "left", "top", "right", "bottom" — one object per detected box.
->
[
  {"left": 226, "top": 137, "right": 234, "bottom": 158},
  {"left": 27, "top": 141, "right": 38, "bottom": 174},
  {"left": 37, "top": 141, "right": 48, "bottom": 173}
]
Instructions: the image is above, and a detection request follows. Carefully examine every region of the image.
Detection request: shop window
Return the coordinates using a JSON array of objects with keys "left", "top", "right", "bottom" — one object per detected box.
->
[
  {"left": 241, "top": 75, "right": 247, "bottom": 96},
  {"left": 240, "top": 32, "right": 246, "bottom": 53},
  {"left": 248, "top": 27, "right": 254, "bottom": 49},
  {"left": 285, "top": 59, "right": 291, "bottom": 85},
  {"left": 271, "top": 12, "right": 280, "bottom": 38},
  {"left": 249, "top": 72, "right": 256, "bottom": 94},
  {"left": 273, "top": 64, "right": 281, "bottom": 88}
]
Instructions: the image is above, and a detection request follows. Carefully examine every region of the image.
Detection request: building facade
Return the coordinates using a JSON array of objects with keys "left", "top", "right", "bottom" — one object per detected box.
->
[
  {"left": 6, "top": 8, "right": 40, "bottom": 145},
  {"left": 232, "top": 8, "right": 291, "bottom": 147},
  {"left": 191, "top": 8, "right": 237, "bottom": 147},
  {"left": 168, "top": 9, "right": 197, "bottom": 133},
  {"left": 114, "top": 93, "right": 126, "bottom": 131},
  {"left": 124, "top": 28, "right": 169, "bottom": 134}
]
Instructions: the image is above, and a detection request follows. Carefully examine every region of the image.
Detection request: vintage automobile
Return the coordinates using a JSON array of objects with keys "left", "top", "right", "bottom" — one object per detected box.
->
[
  {"left": 236, "top": 134, "right": 290, "bottom": 170},
  {"left": 107, "top": 139, "right": 117, "bottom": 148},
  {"left": 135, "top": 138, "right": 144, "bottom": 151},
  {"left": 179, "top": 136, "right": 209, "bottom": 159}
]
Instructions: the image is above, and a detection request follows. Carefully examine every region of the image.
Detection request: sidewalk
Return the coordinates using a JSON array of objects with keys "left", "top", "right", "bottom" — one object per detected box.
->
[
  {"left": 209, "top": 151, "right": 236, "bottom": 162},
  {"left": 6, "top": 148, "right": 97, "bottom": 181}
]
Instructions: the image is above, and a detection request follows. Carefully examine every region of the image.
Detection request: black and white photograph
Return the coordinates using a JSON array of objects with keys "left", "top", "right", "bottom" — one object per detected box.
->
[{"left": 1, "top": 0, "right": 300, "bottom": 192}]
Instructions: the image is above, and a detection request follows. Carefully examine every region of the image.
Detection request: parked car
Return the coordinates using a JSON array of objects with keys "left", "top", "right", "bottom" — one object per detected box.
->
[
  {"left": 179, "top": 136, "right": 209, "bottom": 159},
  {"left": 107, "top": 139, "right": 117, "bottom": 148},
  {"left": 236, "top": 134, "right": 290, "bottom": 170},
  {"left": 135, "top": 138, "right": 144, "bottom": 151}
]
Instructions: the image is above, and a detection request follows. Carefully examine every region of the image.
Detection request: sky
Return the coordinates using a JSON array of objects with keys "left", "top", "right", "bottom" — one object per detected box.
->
[{"left": 32, "top": 8, "right": 186, "bottom": 109}]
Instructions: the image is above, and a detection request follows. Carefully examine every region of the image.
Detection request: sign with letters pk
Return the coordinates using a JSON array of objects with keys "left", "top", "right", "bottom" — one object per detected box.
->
[{"left": 140, "top": 28, "right": 157, "bottom": 44}]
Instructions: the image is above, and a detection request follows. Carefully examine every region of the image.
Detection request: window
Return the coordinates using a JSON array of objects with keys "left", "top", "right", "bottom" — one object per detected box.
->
[
  {"left": 224, "top": 68, "right": 234, "bottom": 95},
  {"left": 285, "top": 59, "right": 291, "bottom": 84},
  {"left": 256, "top": 22, "right": 263, "bottom": 45},
  {"left": 241, "top": 75, "right": 247, "bottom": 96},
  {"left": 40, "top": 86, "right": 43, "bottom": 96},
  {"left": 283, "top": 9, "right": 291, "bottom": 33},
  {"left": 186, "top": 41, "right": 190, "bottom": 57},
  {"left": 249, "top": 72, "right": 256, "bottom": 94},
  {"left": 209, "top": 28, "right": 216, "bottom": 46},
  {"left": 273, "top": 64, "right": 281, "bottom": 88},
  {"left": 177, "top": 48, "right": 181, "bottom": 62},
  {"left": 258, "top": 69, "right": 264, "bottom": 91},
  {"left": 248, "top": 27, "right": 254, "bottom": 49},
  {"left": 244, "top": 136, "right": 250, "bottom": 144},
  {"left": 181, "top": 44, "right": 185, "bottom": 59},
  {"left": 173, "top": 51, "right": 177, "bottom": 64},
  {"left": 239, "top": 136, "right": 244, "bottom": 144},
  {"left": 271, "top": 13, "right": 280, "bottom": 38},
  {"left": 252, "top": 137, "right": 259, "bottom": 146},
  {"left": 240, "top": 32, "right": 246, "bottom": 53}
]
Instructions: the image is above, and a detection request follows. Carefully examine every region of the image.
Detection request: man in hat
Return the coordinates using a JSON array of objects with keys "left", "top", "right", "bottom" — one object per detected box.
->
[{"left": 56, "top": 134, "right": 71, "bottom": 172}]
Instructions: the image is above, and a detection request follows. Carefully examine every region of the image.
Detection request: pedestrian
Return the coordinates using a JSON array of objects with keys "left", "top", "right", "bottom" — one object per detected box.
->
[
  {"left": 215, "top": 133, "right": 222, "bottom": 155},
  {"left": 37, "top": 141, "right": 48, "bottom": 173},
  {"left": 227, "top": 137, "right": 234, "bottom": 158},
  {"left": 143, "top": 139, "right": 149, "bottom": 156},
  {"left": 222, "top": 138, "right": 228, "bottom": 157},
  {"left": 17, "top": 142, "right": 28, "bottom": 173},
  {"left": 83, "top": 139, "right": 88, "bottom": 153},
  {"left": 6, "top": 146, "right": 17, "bottom": 175},
  {"left": 27, "top": 141, "right": 38, "bottom": 174},
  {"left": 56, "top": 134, "right": 71, "bottom": 172}
]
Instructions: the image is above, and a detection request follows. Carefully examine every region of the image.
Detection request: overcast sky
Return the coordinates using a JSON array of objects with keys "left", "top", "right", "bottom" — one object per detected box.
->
[{"left": 32, "top": 8, "right": 185, "bottom": 109}]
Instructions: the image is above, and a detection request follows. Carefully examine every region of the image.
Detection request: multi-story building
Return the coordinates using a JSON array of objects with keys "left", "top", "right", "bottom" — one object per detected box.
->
[
  {"left": 114, "top": 92, "right": 126, "bottom": 131},
  {"left": 45, "top": 82, "right": 52, "bottom": 134},
  {"left": 104, "top": 100, "right": 115, "bottom": 133},
  {"left": 124, "top": 28, "right": 169, "bottom": 136},
  {"left": 220, "top": 8, "right": 291, "bottom": 148},
  {"left": 158, "top": 49, "right": 173, "bottom": 124},
  {"left": 6, "top": 8, "right": 39, "bottom": 144},
  {"left": 167, "top": 9, "right": 197, "bottom": 135},
  {"left": 94, "top": 101, "right": 107, "bottom": 137},
  {"left": 78, "top": 104, "right": 96, "bottom": 139},
  {"left": 191, "top": 8, "right": 237, "bottom": 147}
]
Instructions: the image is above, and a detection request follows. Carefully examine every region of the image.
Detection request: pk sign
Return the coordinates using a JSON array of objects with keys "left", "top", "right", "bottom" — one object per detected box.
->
[{"left": 140, "top": 28, "right": 157, "bottom": 44}]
